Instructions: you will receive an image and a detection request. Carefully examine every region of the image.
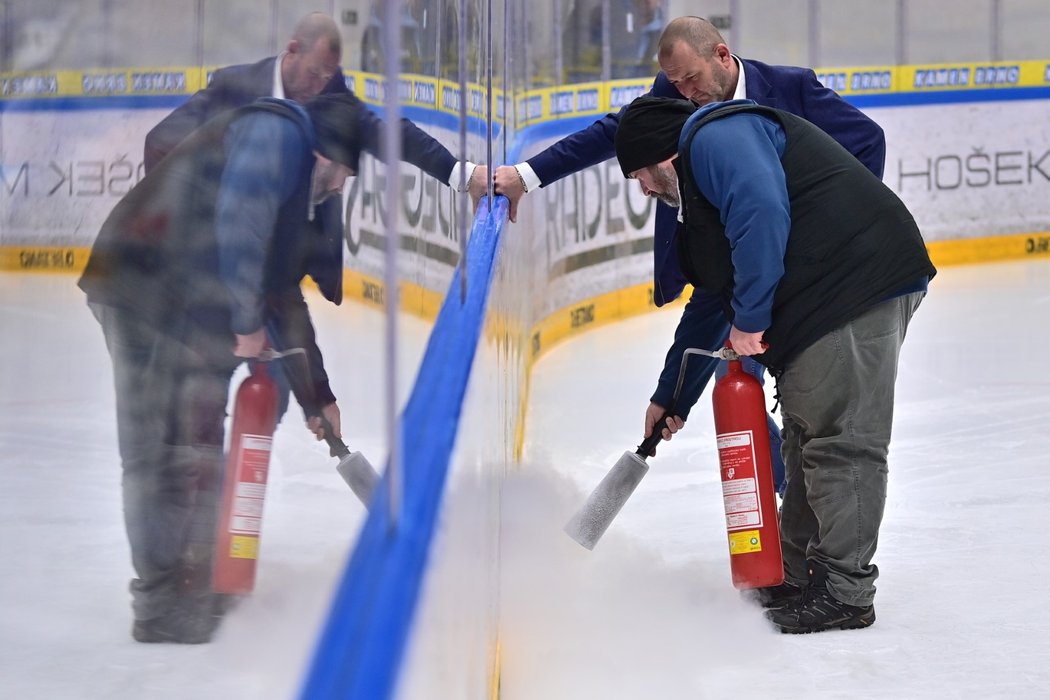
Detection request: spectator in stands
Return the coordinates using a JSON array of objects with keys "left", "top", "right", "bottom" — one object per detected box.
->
[
  {"left": 493, "top": 15, "right": 886, "bottom": 508},
  {"left": 614, "top": 94, "right": 933, "bottom": 632},
  {"left": 631, "top": 0, "right": 664, "bottom": 77}
]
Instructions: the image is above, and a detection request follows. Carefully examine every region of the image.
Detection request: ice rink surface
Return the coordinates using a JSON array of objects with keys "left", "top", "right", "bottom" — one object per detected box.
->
[{"left": 2, "top": 259, "right": 1049, "bottom": 698}]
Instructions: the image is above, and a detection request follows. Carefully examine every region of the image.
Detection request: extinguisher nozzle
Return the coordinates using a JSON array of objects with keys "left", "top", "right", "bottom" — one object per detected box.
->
[
  {"left": 336, "top": 451, "right": 380, "bottom": 507},
  {"left": 564, "top": 450, "right": 650, "bottom": 550}
]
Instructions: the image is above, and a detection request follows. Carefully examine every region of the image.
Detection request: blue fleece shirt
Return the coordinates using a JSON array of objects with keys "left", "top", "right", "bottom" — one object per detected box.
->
[
  {"left": 683, "top": 101, "right": 790, "bottom": 332},
  {"left": 215, "top": 108, "right": 310, "bottom": 335}
]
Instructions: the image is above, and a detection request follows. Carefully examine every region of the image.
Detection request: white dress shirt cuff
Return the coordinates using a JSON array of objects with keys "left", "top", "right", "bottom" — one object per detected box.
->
[
  {"left": 515, "top": 162, "right": 542, "bottom": 192},
  {"left": 449, "top": 161, "right": 478, "bottom": 192}
]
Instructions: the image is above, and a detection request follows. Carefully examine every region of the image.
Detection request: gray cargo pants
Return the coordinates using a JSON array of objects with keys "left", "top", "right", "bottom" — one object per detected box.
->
[
  {"left": 90, "top": 303, "right": 236, "bottom": 621},
  {"left": 776, "top": 291, "right": 924, "bottom": 607}
]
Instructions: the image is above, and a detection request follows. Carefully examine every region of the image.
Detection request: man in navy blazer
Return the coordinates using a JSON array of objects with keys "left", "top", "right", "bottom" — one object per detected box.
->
[
  {"left": 494, "top": 17, "right": 885, "bottom": 502},
  {"left": 494, "top": 15, "right": 883, "bottom": 305}
]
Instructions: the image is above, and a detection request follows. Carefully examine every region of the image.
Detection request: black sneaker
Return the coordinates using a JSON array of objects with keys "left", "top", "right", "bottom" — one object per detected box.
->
[
  {"left": 766, "top": 584, "right": 875, "bottom": 634},
  {"left": 132, "top": 594, "right": 222, "bottom": 644},
  {"left": 744, "top": 581, "right": 805, "bottom": 609}
]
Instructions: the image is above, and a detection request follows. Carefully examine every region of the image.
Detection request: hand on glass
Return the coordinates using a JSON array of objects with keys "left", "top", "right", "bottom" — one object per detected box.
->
[
  {"left": 468, "top": 164, "right": 489, "bottom": 211},
  {"left": 493, "top": 164, "right": 527, "bottom": 223}
]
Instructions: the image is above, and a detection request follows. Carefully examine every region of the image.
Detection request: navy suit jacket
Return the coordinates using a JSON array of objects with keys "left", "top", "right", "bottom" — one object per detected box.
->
[
  {"left": 144, "top": 56, "right": 458, "bottom": 303},
  {"left": 144, "top": 57, "right": 346, "bottom": 172},
  {"left": 525, "top": 57, "right": 886, "bottom": 307},
  {"left": 145, "top": 56, "right": 456, "bottom": 179}
]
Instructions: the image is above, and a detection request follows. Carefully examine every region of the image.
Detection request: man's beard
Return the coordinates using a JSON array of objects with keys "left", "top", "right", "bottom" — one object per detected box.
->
[
  {"left": 655, "top": 191, "right": 680, "bottom": 207},
  {"left": 310, "top": 163, "right": 341, "bottom": 205},
  {"left": 312, "top": 188, "right": 340, "bottom": 205},
  {"left": 308, "top": 162, "right": 343, "bottom": 221},
  {"left": 650, "top": 166, "right": 681, "bottom": 208}
]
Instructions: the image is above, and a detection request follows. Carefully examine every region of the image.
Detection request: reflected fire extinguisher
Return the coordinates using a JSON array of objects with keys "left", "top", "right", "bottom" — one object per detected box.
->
[
  {"left": 213, "top": 359, "right": 279, "bottom": 594},
  {"left": 712, "top": 344, "right": 784, "bottom": 590}
]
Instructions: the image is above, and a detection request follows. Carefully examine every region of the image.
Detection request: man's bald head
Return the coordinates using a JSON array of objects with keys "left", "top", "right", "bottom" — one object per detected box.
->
[
  {"left": 657, "top": 16, "right": 726, "bottom": 62},
  {"left": 282, "top": 12, "right": 342, "bottom": 103},
  {"left": 657, "top": 16, "right": 738, "bottom": 105},
  {"left": 292, "top": 12, "right": 342, "bottom": 56}
]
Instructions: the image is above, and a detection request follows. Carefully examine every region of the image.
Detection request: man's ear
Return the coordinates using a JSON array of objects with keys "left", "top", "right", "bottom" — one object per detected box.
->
[{"left": 286, "top": 39, "right": 301, "bottom": 56}]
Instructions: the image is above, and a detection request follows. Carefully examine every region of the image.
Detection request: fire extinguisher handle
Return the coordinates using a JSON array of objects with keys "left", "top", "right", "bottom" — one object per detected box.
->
[
  {"left": 317, "top": 414, "right": 350, "bottom": 458},
  {"left": 637, "top": 410, "right": 674, "bottom": 458}
]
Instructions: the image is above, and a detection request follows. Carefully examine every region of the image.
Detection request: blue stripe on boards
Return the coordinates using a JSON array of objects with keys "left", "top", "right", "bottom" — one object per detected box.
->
[
  {"left": 0, "top": 94, "right": 188, "bottom": 112},
  {"left": 0, "top": 93, "right": 492, "bottom": 136},
  {"left": 4, "top": 85, "right": 1047, "bottom": 118},
  {"left": 845, "top": 85, "right": 1050, "bottom": 108},
  {"left": 297, "top": 197, "right": 508, "bottom": 700}
]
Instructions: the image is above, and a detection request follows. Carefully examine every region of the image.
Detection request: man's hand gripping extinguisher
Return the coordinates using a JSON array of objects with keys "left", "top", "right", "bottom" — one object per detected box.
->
[
  {"left": 712, "top": 344, "right": 784, "bottom": 590},
  {"left": 213, "top": 357, "right": 279, "bottom": 595}
]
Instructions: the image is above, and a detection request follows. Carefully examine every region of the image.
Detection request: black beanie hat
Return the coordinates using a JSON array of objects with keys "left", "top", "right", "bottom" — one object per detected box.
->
[
  {"left": 304, "top": 93, "right": 364, "bottom": 171},
  {"left": 615, "top": 96, "right": 698, "bottom": 178}
]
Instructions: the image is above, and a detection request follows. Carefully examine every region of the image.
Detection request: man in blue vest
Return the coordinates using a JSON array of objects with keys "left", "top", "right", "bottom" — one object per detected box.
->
[
  {"left": 614, "top": 94, "right": 934, "bottom": 633},
  {"left": 494, "top": 16, "right": 886, "bottom": 496}
]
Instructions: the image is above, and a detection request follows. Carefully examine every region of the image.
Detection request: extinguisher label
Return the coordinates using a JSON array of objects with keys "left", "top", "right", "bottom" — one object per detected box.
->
[
  {"left": 231, "top": 515, "right": 262, "bottom": 532},
  {"left": 229, "top": 534, "right": 259, "bottom": 559},
  {"left": 235, "top": 482, "right": 266, "bottom": 499},
  {"left": 728, "top": 529, "right": 763, "bottom": 555},
  {"left": 229, "top": 433, "right": 271, "bottom": 536},
  {"left": 717, "top": 430, "right": 765, "bottom": 531},
  {"left": 233, "top": 495, "right": 265, "bottom": 517}
]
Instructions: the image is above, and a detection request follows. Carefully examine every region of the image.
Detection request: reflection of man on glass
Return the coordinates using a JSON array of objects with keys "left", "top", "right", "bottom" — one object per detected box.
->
[
  {"left": 82, "top": 94, "right": 367, "bottom": 644},
  {"left": 145, "top": 12, "right": 480, "bottom": 193},
  {"left": 144, "top": 11, "right": 487, "bottom": 419}
]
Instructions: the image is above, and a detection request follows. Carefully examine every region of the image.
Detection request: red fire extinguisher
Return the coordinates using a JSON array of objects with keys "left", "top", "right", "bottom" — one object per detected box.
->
[
  {"left": 213, "top": 359, "right": 279, "bottom": 594},
  {"left": 711, "top": 345, "right": 784, "bottom": 590}
]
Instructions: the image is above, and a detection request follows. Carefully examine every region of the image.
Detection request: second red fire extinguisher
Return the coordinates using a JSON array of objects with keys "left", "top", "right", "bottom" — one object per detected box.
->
[
  {"left": 712, "top": 346, "right": 784, "bottom": 590},
  {"left": 213, "top": 360, "right": 279, "bottom": 595}
]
